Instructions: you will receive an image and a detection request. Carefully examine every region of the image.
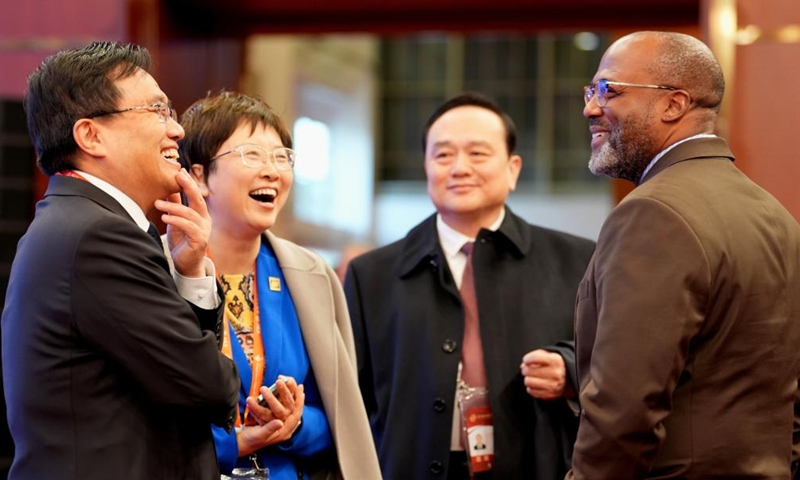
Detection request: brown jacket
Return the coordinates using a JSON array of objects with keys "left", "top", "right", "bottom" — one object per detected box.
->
[{"left": 570, "top": 137, "right": 800, "bottom": 479}]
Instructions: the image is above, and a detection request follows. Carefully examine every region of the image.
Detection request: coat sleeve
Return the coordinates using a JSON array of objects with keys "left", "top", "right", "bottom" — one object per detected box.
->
[
  {"left": 570, "top": 197, "right": 709, "bottom": 479},
  {"left": 72, "top": 216, "right": 239, "bottom": 428},
  {"left": 545, "top": 340, "right": 577, "bottom": 394}
]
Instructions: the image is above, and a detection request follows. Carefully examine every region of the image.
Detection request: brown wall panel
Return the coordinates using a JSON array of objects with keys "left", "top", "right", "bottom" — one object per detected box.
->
[{"left": 727, "top": 0, "right": 800, "bottom": 220}]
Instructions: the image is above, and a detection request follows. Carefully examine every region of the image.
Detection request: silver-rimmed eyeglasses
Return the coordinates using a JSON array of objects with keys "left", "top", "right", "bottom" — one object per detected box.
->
[
  {"left": 584, "top": 79, "right": 677, "bottom": 107},
  {"left": 87, "top": 102, "right": 177, "bottom": 123},
  {"left": 212, "top": 144, "right": 296, "bottom": 171}
]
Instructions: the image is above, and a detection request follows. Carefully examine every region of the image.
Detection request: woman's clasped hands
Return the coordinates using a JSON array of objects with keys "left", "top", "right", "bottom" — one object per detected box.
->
[{"left": 236, "top": 376, "right": 306, "bottom": 456}]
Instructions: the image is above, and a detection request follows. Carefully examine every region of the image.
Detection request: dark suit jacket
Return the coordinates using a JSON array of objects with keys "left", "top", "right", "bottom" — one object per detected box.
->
[
  {"left": 1, "top": 176, "right": 239, "bottom": 480},
  {"left": 344, "top": 208, "right": 594, "bottom": 480},
  {"left": 571, "top": 137, "right": 800, "bottom": 479}
]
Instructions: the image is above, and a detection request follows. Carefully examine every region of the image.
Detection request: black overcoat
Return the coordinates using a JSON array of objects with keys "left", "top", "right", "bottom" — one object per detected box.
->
[{"left": 344, "top": 208, "right": 594, "bottom": 480}]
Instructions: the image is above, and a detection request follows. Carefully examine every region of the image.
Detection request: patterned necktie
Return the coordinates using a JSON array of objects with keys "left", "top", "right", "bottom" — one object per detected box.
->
[{"left": 460, "top": 241, "right": 487, "bottom": 388}]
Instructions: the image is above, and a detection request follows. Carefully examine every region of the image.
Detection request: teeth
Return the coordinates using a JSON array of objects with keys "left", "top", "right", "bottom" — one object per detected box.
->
[
  {"left": 162, "top": 148, "right": 180, "bottom": 160},
  {"left": 250, "top": 188, "right": 276, "bottom": 196}
]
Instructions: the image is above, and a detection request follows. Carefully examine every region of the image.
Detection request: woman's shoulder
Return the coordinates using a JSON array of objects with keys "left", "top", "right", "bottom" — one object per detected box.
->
[{"left": 265, "top": 232, "right": 329, "bottom": 273}]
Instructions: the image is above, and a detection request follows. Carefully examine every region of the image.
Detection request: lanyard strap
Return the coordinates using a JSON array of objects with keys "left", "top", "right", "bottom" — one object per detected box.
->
[{"left": 56, "top": 170, "right": 88, "bottom": 181}]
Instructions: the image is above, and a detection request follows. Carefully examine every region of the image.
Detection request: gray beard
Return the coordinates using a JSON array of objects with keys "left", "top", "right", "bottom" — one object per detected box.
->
[{"left": 588, "top": 111, "right": 658, "bottom": 184}]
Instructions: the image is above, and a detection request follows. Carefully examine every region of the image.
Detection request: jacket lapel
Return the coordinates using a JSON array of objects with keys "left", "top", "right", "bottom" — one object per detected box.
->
[{"left": 265, "top": 232, "right": 339, "bottom": 404}]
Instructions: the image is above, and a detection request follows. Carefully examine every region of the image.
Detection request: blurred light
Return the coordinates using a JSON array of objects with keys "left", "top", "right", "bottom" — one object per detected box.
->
[
  {"left": 714, "top": 3, "right": 738, "bottom": 39},
  {"left": 775, "top": 25, "right": 800, "bottom": 43},
  {"left": 293, "top": 116, "right": 330, "bottom": 184},
  {"left": 573, "top": 32, "right": 600, "bottom": 51},
  {"left": 735, "top": 25, "right": 761, "bottom": 45}
]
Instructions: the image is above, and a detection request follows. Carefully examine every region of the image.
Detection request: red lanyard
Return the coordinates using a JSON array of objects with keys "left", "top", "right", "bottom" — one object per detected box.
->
[{"left": 56, "top": 170, "right": 88, "bottom": 181}]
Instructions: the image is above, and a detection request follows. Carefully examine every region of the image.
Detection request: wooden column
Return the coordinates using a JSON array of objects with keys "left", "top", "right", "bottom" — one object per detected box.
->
[{"left": 703, "top": 0, "right": 800, "bottom": 220}]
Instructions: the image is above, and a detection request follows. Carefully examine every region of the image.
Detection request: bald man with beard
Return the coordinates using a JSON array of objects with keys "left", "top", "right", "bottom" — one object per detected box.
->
[{"left": 569, "top": 31, "right": 800, "bottom": 479}]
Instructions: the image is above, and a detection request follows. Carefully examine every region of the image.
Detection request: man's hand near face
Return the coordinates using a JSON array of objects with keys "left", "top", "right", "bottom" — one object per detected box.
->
[{"left": 154, "top": 168, "right": 212, "bottom": 278}]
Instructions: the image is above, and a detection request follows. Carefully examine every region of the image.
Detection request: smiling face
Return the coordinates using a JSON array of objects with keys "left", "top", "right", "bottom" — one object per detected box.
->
[
  {"left": 192, "top": 121, "right": 292, "bottom": 241},
  {"left": 424, "top": 105, "right": 521, "bottom": 235},
  {"left": 583, "top": 36, "right": 669, "bottom": 183},
  {"left": 91, "top": 69, "right": 185, "bottom": 208}
]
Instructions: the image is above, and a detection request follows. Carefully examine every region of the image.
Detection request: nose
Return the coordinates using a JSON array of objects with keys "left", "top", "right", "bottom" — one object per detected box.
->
[
  {"left": 450, "top": 151, "right": 472, "bottom": 174},
  {"left": 583, "top": 96, "right": 602, "bottom": 119},
  {"left": 167, "top": 117, "right": 185, "bottom": 141},
  {"left": 258, "top": 158, "right": 280, "bottom": 180}
]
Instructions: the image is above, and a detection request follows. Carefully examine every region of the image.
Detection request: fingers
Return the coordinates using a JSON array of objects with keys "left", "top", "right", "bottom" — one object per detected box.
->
[
  {"left": 236, "top": 419, "right": 285, "bottom": 456},
  {"left": 245, "top": 395, "right": 277, "bottom": 425},
  {"left": 244, "top": 378, "right": 305, "bottom": 447},
  {"left": 249, "top": 377, "right": 305, "bottom": 423},
  {"left": 521, "top": 349, "right": 557, "bottom": 367},
  {"left": 153, "top": 170, "right": 209, "bottom": 229},
  {"left": 175, "top": 168, "right": 209, "bottom": 216},
  {"left": 521, "top": 350, "right": 568, "bottom": 400}
]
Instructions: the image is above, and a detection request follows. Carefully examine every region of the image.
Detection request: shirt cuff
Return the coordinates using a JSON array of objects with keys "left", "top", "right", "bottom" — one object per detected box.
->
[{"left": 174, "top": 257, "right": 219, "bottom": 309}]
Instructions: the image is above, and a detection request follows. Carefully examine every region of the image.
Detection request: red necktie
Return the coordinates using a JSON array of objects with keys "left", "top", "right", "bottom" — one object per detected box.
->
[{"left": 460, "top": 242, "right": 487, "bottom": 388}]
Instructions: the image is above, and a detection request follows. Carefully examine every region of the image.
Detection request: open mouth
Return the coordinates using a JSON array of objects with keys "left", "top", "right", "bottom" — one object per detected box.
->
[
  {"left": 590, "top": 131, "right": 608, "bottom": 149},
  {"left": 250, "top": 188, "right": 277, "bottom": 204},
  {"left": 162, "top": 149, "right": 180, "bottom": 165}
]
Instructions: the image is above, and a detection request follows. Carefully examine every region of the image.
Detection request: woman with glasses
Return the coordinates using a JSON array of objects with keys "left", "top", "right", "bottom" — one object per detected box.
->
[{"left": 178, "top": 91, "right": 380, "bottom": 480}]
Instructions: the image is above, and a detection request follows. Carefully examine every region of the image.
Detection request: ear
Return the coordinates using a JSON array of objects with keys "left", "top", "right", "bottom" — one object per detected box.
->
[
  {"left": 662, "top": 89, "right": 692, "bottom": 122},
  {"left": 190, "top": 164, "right": 211, "bottom": 197},
  {"left": 72, "top": 118, "right": 108, "bottom": 158},
  {"left": 506, "top": 154, "right": 522, "bottom": 192}
]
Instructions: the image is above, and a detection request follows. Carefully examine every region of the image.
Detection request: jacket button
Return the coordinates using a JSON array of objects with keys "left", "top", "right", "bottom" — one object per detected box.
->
[
  {"left": 433, "top": 398, "right": 446, "bottom": 412},
  {"left": 442, "top": 339, "right": 457, "bottom": 353},
  {"left": 429, "top": 460, "right": 443, "bottom": 475}
]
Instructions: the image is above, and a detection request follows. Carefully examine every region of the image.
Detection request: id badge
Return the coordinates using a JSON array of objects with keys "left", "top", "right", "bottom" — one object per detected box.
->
[
  {"left": 458, "top": 386, "right": 494, "bottom": 475},
  {"left": 222, "top": 454, "right": 269, "bottom": 480}
]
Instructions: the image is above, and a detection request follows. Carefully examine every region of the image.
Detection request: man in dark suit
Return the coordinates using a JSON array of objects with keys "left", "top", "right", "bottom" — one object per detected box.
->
[
  {"left": 569, "top": 31, "right": 800, "bottom": 478},
  {"left": 1, "top": 41, "right": 239, "bottom": 480},
  {"left": 344, "top": 93, "right": 594, "bottom": 479}
]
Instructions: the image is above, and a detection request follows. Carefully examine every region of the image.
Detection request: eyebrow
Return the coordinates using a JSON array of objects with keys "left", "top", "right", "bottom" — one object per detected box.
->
[
  {"left": 149, "top": 94, "right": 168, "bottom": 105},
  {"left": 431, "top": 140, "right": 494, "bottom": 149}
]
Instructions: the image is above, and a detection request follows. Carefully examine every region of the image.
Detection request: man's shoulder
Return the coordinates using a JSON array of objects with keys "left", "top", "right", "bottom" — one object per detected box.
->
[
  {"left": 350, "top": 217, "right": 438, "bottom": 276},
  {"left": 349, "top": 236, "right": 408, "bottom": 271},
  {"left": 506, "top": 212, "right": 596, "bottom": 255}
]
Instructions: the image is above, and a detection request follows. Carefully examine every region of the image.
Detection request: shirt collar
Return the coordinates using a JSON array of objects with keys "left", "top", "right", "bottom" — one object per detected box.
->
[
  {"left": 639, "top": 133, "right": 717, "bottom": 182},
  {"left": 436, "top": 209, "right": 505, "bottom": 261},
  {"left": 74, "top": 170, "right": 150, "bottom": 232}
]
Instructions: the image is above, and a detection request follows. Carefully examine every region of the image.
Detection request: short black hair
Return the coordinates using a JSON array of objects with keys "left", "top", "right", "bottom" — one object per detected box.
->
[
  {"left": 179, "top": 90, "right": 292, "bottom": 173},
  {"left": 24, "top": 41, "right": 152, "bottom": 176},
  {"left": 421, "top": 92, "right": 517, "bottom": 155}
]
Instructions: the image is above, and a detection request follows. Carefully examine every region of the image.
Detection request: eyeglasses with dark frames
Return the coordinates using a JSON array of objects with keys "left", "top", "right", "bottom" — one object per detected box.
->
[
  {"left": 212, "top": 144, "right": 296, "bottom": 171},
  {"left": 87, "top": 102, "right": 177, "bottom": 123},
  {"left": 584, "top": 79, "right": 677, "bottom": 107}
]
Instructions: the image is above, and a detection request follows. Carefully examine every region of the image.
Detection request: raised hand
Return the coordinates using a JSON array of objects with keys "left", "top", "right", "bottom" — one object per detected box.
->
[{"left": 154, "top": 169, "right": 212, "bottom": 278}]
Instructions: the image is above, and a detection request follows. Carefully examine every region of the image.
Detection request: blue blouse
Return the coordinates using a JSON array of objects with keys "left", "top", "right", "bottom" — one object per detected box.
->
[{"left": 212, "top": 240, "right": 333, "bottom": 479}]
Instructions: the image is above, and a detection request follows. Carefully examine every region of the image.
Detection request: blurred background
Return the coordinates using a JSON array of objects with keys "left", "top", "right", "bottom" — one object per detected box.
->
[{"left": 1, "top": 0, "right": 799, "bottom": 475}]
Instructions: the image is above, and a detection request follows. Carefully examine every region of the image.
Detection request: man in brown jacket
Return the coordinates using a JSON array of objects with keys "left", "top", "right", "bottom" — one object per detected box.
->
[{"left": 569, "top": 31, "right": 800, "bottom": 479}]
